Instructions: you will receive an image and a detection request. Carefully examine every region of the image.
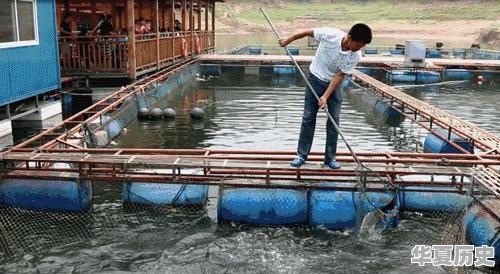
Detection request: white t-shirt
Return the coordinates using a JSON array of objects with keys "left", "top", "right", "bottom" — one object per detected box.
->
[{"left": 309, "top": 27, "right": 361, "bottom": 83}]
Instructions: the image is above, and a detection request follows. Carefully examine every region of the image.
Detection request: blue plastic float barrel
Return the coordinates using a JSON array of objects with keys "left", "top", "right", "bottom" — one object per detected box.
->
[
  {"left": 221, "top": 65, "right": 245, "bottom": 75},
  {"left": 308, "top": 183, "right": 398, "bottom": 230},
  {"left": 273, "top": 65, "right": 296, "bottom": 75},
  {"left": 374, "top": 100, "right": 404, "bottom": 126},
  {"left": 364, "top": 48, "right": 378, "bottom": 55},
  {"left": 248, "top": 47, "right": 262, "bottom": 55},
  {"left": 388, "top": 70, "right": 441, "bottom": 83},
  {"left": 122, "top": 182, "right": 208, "bottom": 207},
  {"left": 202, "top": 64, "right": 221, "bottom": 76},
  {"left": 288, "top": 47, "right": 299, "bottom": 55},
  {"left": 218, "top": 188, "right": 308, "bottom": 225},
  {"left": 453, "top": 49, "right": 467, "bottom": 59},
  {"left": 259, "top": 66, "right": 274, "bottom": 75},
  {"left": 102, "top": 117, "right": 123, "bottom": 140},
  {"left": 357, "top": 67, "right": 378, "bottom": 77},
  {"left": 464, "top": 200, "right": 500, "bottom": 262},
  {"left": 400, "top": 186, "right": 472, "bottom": 212},
  {"left": 443, "top": 69, "right": 474, "bottom": 80},
  {"left": 416, "top": 71, "right": 441, "bottom": 83},
  {"left": 62, "top": 93, "right": 73, "bottom": 114},
  {"left": 388, "top": 70, "right": 416, "bottom": 82},
  {"left": 426, "top": 49, "right": 442, "bottom": 58},
  {"left": 390, "top": 49, "right": 404, "bottom": 55},
  {"left": 423, "top": 128, "right": 474, "bottom": 154},
  {"left": 473, "top": 51, "right": 493, "bottom": 60},
  {"left": 0, "top": 179, "right": 92, "bottom": 212},
  {"left": 361, "top": 92, "right": 405, "bottom": 126}
]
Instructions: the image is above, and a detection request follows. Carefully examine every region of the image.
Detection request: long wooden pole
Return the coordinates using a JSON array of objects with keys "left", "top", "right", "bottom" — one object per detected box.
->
[
  {"left": 182, "top": 0, "right": 186, "bottom": 34},
  {"left": 171, "top": 0, "right": 175, "bottom": 64},
  {"left": 154, "top": 0, "right": 160, "bottom": 70},
  {"left": 91, "top": 0, "right": 96, "bottom": 27},
  {"left": 205, "top": 0, "right": 208, "bottom": 32},
  {"left": 190, "top": 0, "right": 193, "bottom": 57},
  {"left": 127, "top": 0, "right": 137, "bottom": 79},
  {"left": 212, "top": 0, "right": 215, "bottom": 49},
  {"left": 161, "top": 2, "right": 165, "bottom": 31},
  {"left": 197, "top": 0, "right": 201, "bottom": 31}
]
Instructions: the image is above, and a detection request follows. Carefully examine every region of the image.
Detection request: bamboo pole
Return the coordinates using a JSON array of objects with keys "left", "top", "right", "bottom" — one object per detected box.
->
[
  {"left": 182, "top": 0, "right": 186, "bottom": 34},
  {"left": 154, "top": 0, "right": 160, "bottom": 70},
  {"left": 205, "top": 0, "right": 208, "bottom": 31},
  {"left": 197, "top": 0, "right": 201, "bottom": 31},
  {"left": 212, "top": 0, "right": 215, "bottom": 49},
  {"left": 127, "top": 0, "right": 137, "bottom": 79},
  {"left": 190, "top": 0, "right": 193, "bottom": 57},
  {"left": 171, "top": 0, "right": 175, "bottom": 64}
]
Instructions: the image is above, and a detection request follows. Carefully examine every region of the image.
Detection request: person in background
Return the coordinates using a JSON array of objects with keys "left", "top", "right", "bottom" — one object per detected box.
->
[
  {"left": 135, "top": 17, "right": 150, "bottom": 36},
  {"left": 279, "top": 24, "right": 372, "bottom": 170},
  {"left": 101, "top": 15, "right": 114, "bottom": 35},
  {"left": 60, "top": 13, "right": 73, "bottom": 36},
  {"left": 77, "top": 22, "right": 91, "bottom": 68},
  {"left": 92, "top": 14, "right": 106, "bottom": 35},
  {"left": 94, "top": 15, "right": 113, "bottom": 35},
  {"left": 174, "top": 19, "right": 182, "bottom": 32},
  {"left": 59, "top": 13, "right": 73, "bottom": 61}
]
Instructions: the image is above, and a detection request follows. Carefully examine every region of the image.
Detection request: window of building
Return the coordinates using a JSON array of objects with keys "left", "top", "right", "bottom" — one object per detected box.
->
[{"left": 0, "top": 0, "right": 38, "bottom": 49}]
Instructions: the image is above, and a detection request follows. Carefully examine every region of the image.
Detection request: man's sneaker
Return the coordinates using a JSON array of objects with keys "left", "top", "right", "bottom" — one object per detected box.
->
[
  {"left": 325, "top": 160, "right": 341, "bottom": 170},
  {"left": 290, "top": 157, "right": 305, "bottom": 167}
]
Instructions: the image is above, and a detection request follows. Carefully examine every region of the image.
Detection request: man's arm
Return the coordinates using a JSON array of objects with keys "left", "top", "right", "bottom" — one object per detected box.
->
[
  {"left": 318, "top": 71, "right": 345, "bottom": 109},
  {"left": 278, "top": 29, "right": 314, "bottom": 47}
]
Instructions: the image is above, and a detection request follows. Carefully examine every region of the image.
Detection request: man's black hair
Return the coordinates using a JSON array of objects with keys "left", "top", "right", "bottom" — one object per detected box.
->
[{"left": 348, "top": 23, "right": 372, "bottom": 44}]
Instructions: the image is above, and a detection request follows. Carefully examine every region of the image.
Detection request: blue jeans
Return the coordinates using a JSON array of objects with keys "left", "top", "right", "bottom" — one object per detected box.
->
[{"left": 297, "top": 73, "right": 343, "bottom": 163}]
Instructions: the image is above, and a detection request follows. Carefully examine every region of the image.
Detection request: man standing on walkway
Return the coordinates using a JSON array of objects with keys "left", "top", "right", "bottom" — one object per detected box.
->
[{"left": 278, "top": 24, "right": 372, "bottom": 169}]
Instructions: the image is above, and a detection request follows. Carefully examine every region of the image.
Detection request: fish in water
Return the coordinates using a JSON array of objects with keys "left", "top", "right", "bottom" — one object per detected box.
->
[{"left": 358, "top": 210, "right": 385, "bottom": 241}]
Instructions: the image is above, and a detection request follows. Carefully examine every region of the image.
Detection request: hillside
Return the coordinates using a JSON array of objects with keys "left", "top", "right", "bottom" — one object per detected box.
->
[{"left": 214, "top": 0, "right": 500, "bottom": 49}]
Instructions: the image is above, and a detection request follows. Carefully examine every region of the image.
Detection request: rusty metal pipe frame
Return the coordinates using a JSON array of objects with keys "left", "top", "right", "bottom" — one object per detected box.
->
[
  {"left": 3, "top": 59, "right": 197, "bottom": 153},
  {"left": 0, "top": 154, "right": 477, "bottom": 193},
  {"left": 3, "top": 157, "right": 492, "bottom": 171},
  {"left": 4, "top": 156, "right": 497, "bottom": 166},
  {"left": 40, "top": 60, "right": 197, "bottom": 149},
  {"left": 7, "top": 86, "right": 131, "bottom": 152},
  {"left": 1, "top": 172, "right": 466, "bottom": 192},
  {"left": 6, "top": 148, "right": 500, "bottom": 160},
  {"left": 397, "top": 111, "right": 474, "bottom": 155},
  {"left": 2, "top": 165, "right": 469, "bottom": 178},
  {"left": 355, "top": 71, "right": 492, "bottom": 139},
  {"left": 352, "top": 71, "right": 499, "bottom": 154},
  {"left": 354, "top": 80, "right": 472, "bottom": 154},
  {"left": 3, "top": 150, "right": 499, "bottom": 165},
  {"left": 390, "top": 99, "right": 488, "bottom": 154}
]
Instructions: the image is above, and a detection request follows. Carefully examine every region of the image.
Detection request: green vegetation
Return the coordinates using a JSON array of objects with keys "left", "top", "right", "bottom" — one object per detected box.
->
[{"left": 218, "top": 0, "right": 500, "bottom": 26}]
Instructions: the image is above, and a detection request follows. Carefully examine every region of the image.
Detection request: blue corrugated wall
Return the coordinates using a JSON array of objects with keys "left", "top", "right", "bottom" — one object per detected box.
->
[{"left": 0, "top": 0, "right": 60, "bottom": 106}]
